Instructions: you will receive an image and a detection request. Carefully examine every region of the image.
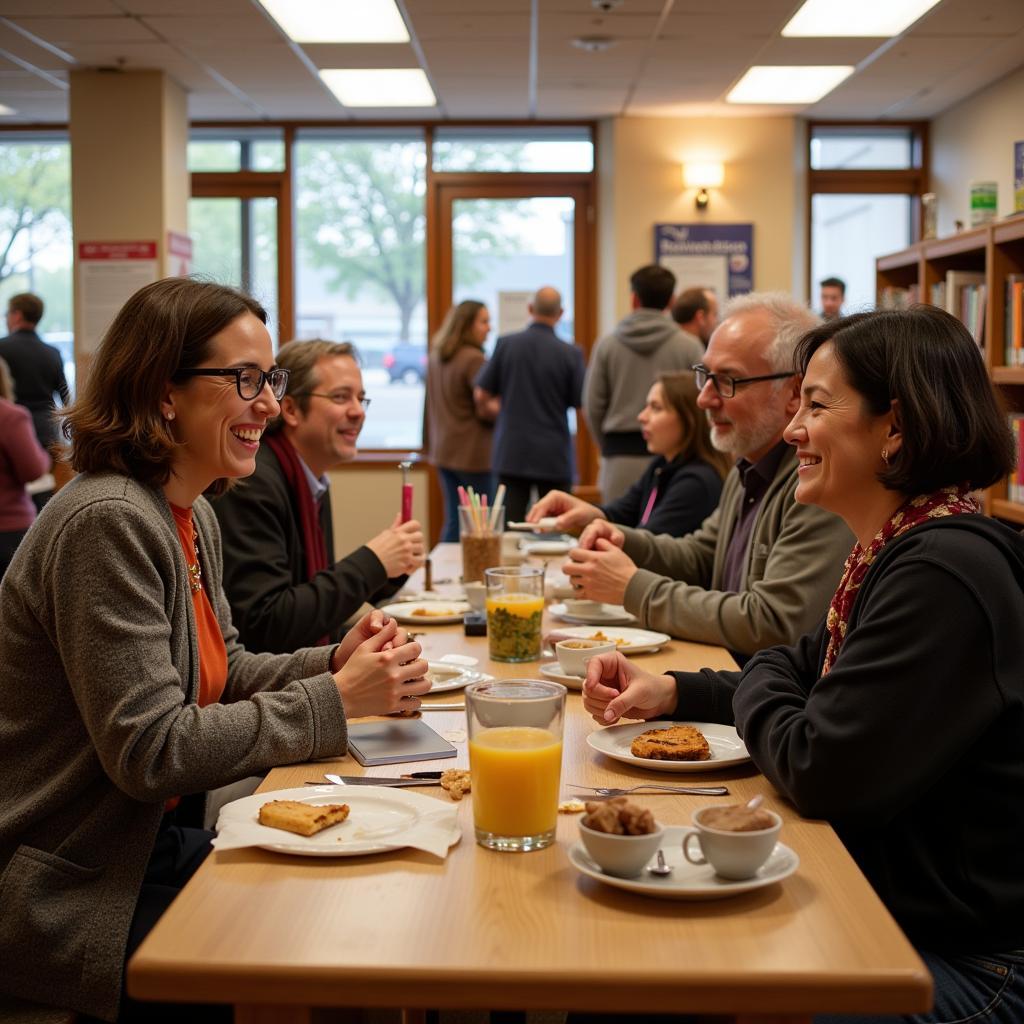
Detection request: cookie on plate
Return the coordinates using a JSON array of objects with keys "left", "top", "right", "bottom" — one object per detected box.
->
[{"left": 629, "top": 725, "right": 711, "bottom": 761}]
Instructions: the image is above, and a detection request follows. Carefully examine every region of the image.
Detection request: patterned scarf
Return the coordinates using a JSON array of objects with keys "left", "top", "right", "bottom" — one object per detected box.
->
[{"left": 820, "top": 484, "right": 980, "bottom": 675}]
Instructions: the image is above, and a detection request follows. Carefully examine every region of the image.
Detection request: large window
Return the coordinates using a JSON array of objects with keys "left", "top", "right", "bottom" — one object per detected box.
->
[
  {"left": 808, "top": 122, "right": 927, "bottom": 315},
  {"left": 433, "top": 127, "right": 593, "bottom": 173},
  {"left": 0, "top": 134, "right": 74, "bottom": 392},
  {"left": 294, "top": 130, "right": 428, "bottom": 450}
]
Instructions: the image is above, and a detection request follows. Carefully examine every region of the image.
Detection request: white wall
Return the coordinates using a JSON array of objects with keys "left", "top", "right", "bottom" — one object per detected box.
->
[{"left": 931, "top": 66, "right": 1024, "bottom": 236}]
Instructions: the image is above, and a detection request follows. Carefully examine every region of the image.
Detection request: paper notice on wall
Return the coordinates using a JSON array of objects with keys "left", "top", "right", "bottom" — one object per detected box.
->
[
  {"left": 654, "top": 224, "right": 754, "bottom": 298},
  {"left": 497, "top": 290, "right": 533, "bottom": 337},
  {"left": 78, "top": 242, "right": 159, "bottom": 354},
  {"left": 167, "top": 231, "right": 193, "bottom": 277}
]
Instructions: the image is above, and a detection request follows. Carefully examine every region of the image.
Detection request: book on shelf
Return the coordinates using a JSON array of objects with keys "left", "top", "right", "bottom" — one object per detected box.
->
[
  {"left": 942, "top": 271, "right": 987, "bottom": 348},
  {"left": 878, "top": 284, "right": 919, "bottom": 310},
  {"left": 1008, "top": 414, "right": 1024, "bottom": 504},
  {"left": 1006, "top": 275, "right": 1024, "bottom": 367}
]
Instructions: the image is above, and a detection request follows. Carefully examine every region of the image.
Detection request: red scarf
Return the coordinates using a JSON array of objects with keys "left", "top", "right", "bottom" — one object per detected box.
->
[
  {"left": 821, "top": 484, "right": 980, "bottom": 675},
  {"left": 264, "top": 433, "right": 330, "bottom": 644}
]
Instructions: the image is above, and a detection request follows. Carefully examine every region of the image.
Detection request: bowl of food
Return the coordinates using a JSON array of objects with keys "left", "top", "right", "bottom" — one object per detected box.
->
[
  {"left": 555, "top": 637, "right": 616, "bottom": 677},
  {"left": 578, "top": 797, "right": 663, "bottom": 877}
]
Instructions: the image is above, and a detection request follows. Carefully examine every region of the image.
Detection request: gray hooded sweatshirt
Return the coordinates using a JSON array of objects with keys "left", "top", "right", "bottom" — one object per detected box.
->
[{"left": 584, "top": 309, "right": 704, "bottom": 455}]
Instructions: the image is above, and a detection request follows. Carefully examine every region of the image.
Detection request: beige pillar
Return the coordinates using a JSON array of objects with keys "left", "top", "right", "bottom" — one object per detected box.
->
[{"left": 69, "top": 69, "right": 188, "bottom": 379}]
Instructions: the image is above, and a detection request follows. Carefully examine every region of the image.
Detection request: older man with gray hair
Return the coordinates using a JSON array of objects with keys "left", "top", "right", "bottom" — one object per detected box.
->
[{"left": 562, "top": 291, "right": 853, "bottom": 665}]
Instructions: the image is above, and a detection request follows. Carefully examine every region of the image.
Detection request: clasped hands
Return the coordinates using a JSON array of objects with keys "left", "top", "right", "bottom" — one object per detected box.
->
[{"left": 329, "top": 608, "right": 429, "bottom": 719}]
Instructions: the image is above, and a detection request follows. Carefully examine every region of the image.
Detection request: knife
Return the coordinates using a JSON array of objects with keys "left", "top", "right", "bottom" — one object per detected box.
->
[{"left": 304, "top": 775, "right": 441, "bottom": 788}]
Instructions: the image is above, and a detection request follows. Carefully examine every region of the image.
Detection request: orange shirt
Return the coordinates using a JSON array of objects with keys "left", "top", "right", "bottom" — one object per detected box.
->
[{"left": 170, "top": 503, "right": 228, "bottom": 706}]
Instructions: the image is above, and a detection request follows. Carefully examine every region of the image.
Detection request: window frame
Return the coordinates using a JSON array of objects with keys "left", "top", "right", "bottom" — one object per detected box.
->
[{"left": 806, "top": 119, "right": 929, "bottom": 301}]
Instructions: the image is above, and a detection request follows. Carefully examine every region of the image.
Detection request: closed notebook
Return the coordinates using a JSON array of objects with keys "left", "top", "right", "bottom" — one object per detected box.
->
[{"left": 346, "top": 718, "right": 458, "bottom": 767}]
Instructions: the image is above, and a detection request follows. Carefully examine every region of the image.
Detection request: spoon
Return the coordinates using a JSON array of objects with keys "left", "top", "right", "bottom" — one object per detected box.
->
[
  {"left": 746, "top": 795, "right": 764, "bottom": 811},
  {"left": 647, "top": 848, "right": 673, "bottom": 877}
]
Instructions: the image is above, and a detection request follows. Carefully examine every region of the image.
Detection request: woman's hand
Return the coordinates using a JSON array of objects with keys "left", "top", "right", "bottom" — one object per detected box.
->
[
  {"left": 332, "top": 618, "right": 430, "bottom": 719},
  {"left": 527, "top": 490, "right": 604, "bottom": 534},
  {"left": 366, "top": 514, "right": 426, "bottom": 578},
  {"left": 330, "top": 609, "right": 403, "bottom": 673},
  {"left": 577, "top": 519, "right": 625, "bottom": 552},
  {"left": 582, "top": 652, "right": 678, "bottom": 725}
]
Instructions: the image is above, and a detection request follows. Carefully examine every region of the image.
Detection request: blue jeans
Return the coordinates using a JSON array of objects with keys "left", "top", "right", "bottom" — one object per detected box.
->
[
  {"left": 818, "top": 949, "right": 1024, "bottom": 1024},
  {"left": 438, "top": 466, "right": 494, "bottom": 543}
]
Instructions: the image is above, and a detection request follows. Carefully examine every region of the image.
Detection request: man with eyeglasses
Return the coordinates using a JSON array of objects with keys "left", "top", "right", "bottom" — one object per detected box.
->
[
  {"left": 214, "top": 339, "right": 425, "bottom": 653},
  {"left": 563, "top": 292, "right": 853, "bottom": 665}
]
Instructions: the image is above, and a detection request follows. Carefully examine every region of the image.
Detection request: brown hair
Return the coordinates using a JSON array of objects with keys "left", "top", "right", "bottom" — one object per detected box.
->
[
  {"left": 7, "top": 292, "right": 44, "bottom": 326},
  {"left": 794, "top": 307, "right": 1015, "bottom": 494},
  {"left": 655, "top": 371, "right": 731, "bottom": 479},
  {"left": 431, "top": 300, "right": 485, "bottom": 362},
  {"left": 273, "top": 338, "right": 359, "bottom": 421},
  {"left": 671, "top": 287, "right": 712, "bottom": 325},
  {"left": 64, "top": 278, "right": 266, "bottom": 489}
]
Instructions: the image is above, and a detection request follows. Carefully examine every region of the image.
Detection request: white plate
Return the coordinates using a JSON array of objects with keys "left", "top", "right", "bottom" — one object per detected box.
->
[
  {"left": 569, "top": 825, "right": 798, "bottom": 900},
  {"left": 539, "top": 662, "right": 585, "bottom": 690},
  {"left": 427, "top": 662, "right": 493, "bottom": 694},
  {"left": 550, "top": 602, "right": 638, "bottom": 626},
  {"left": 380, "top": 600, "right": 470, "bottom": 625},
  {"left": 523, "top": 539, "right": 574, "bottom": 556},
  {"left": 553, "top": 625, "right": 671, "bottom": 656},
  {"left": 587, "top": 721, "right": 750, "bottom": 773},
  {"left": 219, "top": 786, "right": 460, "bottom": 858}
]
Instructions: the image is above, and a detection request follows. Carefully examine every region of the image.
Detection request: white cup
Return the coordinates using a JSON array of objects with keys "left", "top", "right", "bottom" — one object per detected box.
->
[
  {"left": 682, "top": 806, "right": 782, "bottom": 880},
  {"left": 463, "top": 581, "right": 486, "bottom": 613},
  {"left": 579, "top": 820, "right": 664, "bottom": 878},
  {"left": 555, "top": 638, "right": 616, "bottom": 677},
  {"left": 564, "top": 598, "right": 603, "bottom": 617}
]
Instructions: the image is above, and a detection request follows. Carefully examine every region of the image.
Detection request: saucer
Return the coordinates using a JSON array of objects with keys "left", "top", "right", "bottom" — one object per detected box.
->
[
  {"left": 539, "top": 663, "right": 585, "bottom": 690},
  {"left": 569, "top": 825, "right": 799, "bottom": 900},
  {"left": 550, "top": 603, "right": 638, "bottom": 626}
]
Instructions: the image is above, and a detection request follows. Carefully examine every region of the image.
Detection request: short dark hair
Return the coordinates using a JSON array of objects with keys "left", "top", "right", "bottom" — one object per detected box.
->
[
  {"left": 794, "top": 307, "right": 1015, "bottom": 494},
  {"left": 630, "top": 264, "right": 676, "bottom": 310},
  {"left": 671, "top": 287, "right": 712, "bottom": 325},
  {"left": 65, "top": 278, "right": 266, "bottom": 492},
  {"left": 7, "top": 292, "right": 44, "bottom": 325},
  {"left": 819, "top": 277, "right": 845, "bottom": 295}
]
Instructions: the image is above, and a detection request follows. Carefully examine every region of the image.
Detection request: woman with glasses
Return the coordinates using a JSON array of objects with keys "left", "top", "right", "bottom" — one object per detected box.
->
[
  {"left": 426, "top": 299, "right": 496, "bottom": 541},
  {"left": 0, "top": 278, "right": 430, "bottom": 1023},
  {"left": 527, "top": 371, "right": 730, "bottom": 538}
]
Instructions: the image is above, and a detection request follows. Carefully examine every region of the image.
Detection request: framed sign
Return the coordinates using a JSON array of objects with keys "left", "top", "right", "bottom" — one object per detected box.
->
[{"left": 654, "top": 223, "right": 754, "bottom": 298}]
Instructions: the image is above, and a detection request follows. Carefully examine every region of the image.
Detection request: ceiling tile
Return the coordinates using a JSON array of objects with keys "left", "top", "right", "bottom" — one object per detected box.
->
[
  {"left": 914, "top": 0, "right": 1024, "bottom": 35},
  {"left": 419, "top": 39, "right": 528, "bottom": 75},
  {"left": 409, "top": 14, "right": 530, "bottom": 40},
  {"left": 7, "top": 15, "right": 160, "bottom": 45},
  {"left": 299, "top": 43, "right": 420, "bottom": 69},
  {"left": 140, "top": 16, "right": 283, "bottom": 44}
]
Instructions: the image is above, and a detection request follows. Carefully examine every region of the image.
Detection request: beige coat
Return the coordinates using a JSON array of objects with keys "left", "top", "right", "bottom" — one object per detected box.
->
[{"left": 621, "top": 446, "right": 854, "bottom": 656}]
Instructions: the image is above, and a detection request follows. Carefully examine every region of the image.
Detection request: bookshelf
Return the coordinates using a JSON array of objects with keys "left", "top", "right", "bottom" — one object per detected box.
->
[{"left": 876, "top": 216, "right": 1024, "bottom": 524}]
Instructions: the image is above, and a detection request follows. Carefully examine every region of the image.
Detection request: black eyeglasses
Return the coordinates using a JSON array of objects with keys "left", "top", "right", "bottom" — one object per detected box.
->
[
  {"left": 692, "top": 364, "right": 794, "bottom": 399},
  {"left": 298, "top": 391, "right": 371, "bottom": 410},
  {"left": 174, "top": 366, "right": 290, "bottom": 401}
]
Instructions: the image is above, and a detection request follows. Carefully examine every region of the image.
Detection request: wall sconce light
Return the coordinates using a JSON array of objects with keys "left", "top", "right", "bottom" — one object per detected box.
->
[{"left": 683, "top": 162, "right": 724, "bottom": 211}]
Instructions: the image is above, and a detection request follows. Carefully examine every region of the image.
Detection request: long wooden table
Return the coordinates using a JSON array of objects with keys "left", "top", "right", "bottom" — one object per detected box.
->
[{"left": 128, "top": 545, "right": 931, "bottom": 1023}]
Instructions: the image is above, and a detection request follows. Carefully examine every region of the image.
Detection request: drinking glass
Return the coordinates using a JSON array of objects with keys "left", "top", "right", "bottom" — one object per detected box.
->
[
  {"left": 465, "top": 679, "right": 566, "bottom": 852},
  {"left": 459, "top": 505, "right": 503, "bottom": 584},
  {"left": 485, "top": 565, "right": 544, "bottom": 662}
]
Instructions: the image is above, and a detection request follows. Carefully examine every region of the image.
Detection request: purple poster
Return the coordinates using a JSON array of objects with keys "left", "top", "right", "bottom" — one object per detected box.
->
[{"left": 654, "top": 223, "right": 754, "bottom": 298}]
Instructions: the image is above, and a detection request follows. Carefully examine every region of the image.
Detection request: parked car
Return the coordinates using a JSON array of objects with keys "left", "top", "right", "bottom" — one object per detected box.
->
[{"left": 383, "top": 342, "right": 427, "bottom": 385}]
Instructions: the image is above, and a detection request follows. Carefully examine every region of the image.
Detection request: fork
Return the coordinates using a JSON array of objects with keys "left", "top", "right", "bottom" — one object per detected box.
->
[{"left": 568, "top": 783, "right": 729, "bottom": 797}]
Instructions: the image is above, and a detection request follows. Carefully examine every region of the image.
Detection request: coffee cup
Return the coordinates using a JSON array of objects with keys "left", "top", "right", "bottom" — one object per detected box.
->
[
  {"left": 555, "top": 638, "right": 616, "bottom": 678},
  {"left": 564, "top": 598, "right": 603, "bottom": 617},
  {"left": 681, "top": 806, "right": 782, "bottom": 880}
]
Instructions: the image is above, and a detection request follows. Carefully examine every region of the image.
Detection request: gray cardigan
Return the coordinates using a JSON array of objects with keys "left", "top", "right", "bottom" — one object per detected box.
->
[
  {"left": 0, "top": 473, "right": 346, "bottom": 1020},
  {"left": 621, "top": 445, "right": 854, "bottom": 656}
]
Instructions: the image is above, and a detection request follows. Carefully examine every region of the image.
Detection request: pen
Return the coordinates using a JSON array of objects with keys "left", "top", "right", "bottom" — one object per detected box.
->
[{"left": 401, "top": 771, "right": 444, "bottom": 779}]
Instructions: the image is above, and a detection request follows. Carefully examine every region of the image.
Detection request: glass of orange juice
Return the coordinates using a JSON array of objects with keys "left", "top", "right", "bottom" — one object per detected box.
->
[
  {"left": 465, "top": 679, "right": 567, "bottom": 852},
  {"left": 485, "top": 565, "right": 544, "bottom": 662}
]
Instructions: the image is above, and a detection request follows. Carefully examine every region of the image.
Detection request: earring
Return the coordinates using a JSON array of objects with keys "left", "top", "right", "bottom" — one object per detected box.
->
[
  {"left": 165, "top": 411, "right": 175, "bottom": 421},
  {"left": 881, "top": 448, "right": 889, "bottom": 465}
]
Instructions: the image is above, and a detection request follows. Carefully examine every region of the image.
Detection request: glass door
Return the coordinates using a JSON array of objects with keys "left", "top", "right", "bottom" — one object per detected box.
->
[{"left": 434, "top": 181, "right": 596, "bottom": 490}]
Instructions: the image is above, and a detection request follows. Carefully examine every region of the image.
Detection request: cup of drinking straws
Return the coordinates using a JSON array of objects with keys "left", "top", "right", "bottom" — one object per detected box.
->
[{"left": 459, "top": 485, "right": 505, "bottom": 584}]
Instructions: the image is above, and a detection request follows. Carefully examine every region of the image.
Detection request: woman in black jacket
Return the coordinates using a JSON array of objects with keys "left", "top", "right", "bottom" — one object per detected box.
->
[
  {"left": 528, "top": 370, "right": 729, "bottom": 537},
  {"left": 581, "top": 307, "right": 1024, "bottom": 1024}
]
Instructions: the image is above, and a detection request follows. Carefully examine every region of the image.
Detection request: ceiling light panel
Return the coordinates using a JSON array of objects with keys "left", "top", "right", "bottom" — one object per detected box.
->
[
  {"left": 726, "top": 65, "right": 855, "bottom": 104},
  {"left": 782, "top": 0, "right": 942, "bottom": 38},
  {"left": 258, "top": 0, "right": 410, "bottom": 43},
  {"left": 320, "top": 68, "right": 437, "bottom": 107}
]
